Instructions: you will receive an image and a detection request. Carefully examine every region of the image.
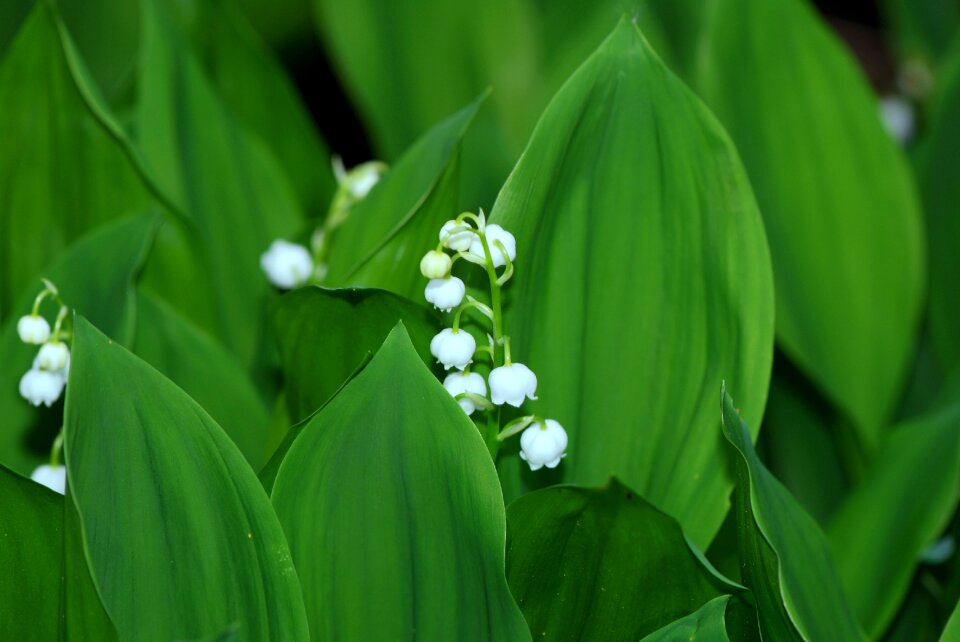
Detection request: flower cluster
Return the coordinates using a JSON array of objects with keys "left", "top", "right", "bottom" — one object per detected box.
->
[
  {"left": 260, "top": 158, "right": 387, "bottom": 290},
  {"left": 17, "top": 280, "right": 71, "bottom": 408},
  {"left": 420, "top": 211, "right": 568, "bottom": 471}
]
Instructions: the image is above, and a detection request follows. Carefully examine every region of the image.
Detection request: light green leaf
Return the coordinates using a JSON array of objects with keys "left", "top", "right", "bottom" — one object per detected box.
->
[
  {"left": 272, "top": 286, "right": 440, "bottom": 423},
  {"left": 64, "top": 316, "right": 309, "bottom": 641},
  {"left": 721, "top": 387, "right": 866, "bottom": 641},
  {"left": 827, "top": 401, "right": 960, "bottom": 638},
  {"left": 0, "top": 213, "right": 158, "bottom": 475},
  {"left": 697, "top": 0, "right": 925, "bottom": 444},
  {"left": 944, "top": 599, "right": 960, "bottom": 642},
  {"left": 638, "top": 596, "right": 736, "bottom": 642},
  {"left": 489, "top": 19, "right": 774, "bottom": 548},
  {"left": 271, "top": 324, "right": 529, "bottom": 640},
  {"left": 133, "top": 290, "right": 271, "bottom": 470},
  {"left": 0, "top": 1, "right": 152, "bottom": 322},
  {"left": 505, "top": 480, "right": 744, "bottom": 640},
  {"left": 136, "top": 0, "right": 304, "bottom": 366}
]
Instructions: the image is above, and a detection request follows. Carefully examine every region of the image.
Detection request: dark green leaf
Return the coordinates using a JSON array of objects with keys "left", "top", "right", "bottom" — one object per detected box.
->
[
  {"left": 64, "top": 316, "right": 309, "bottom": 641},
  {"left": 490, "top": 20, "right": 774, "bottom": 548},
  {"left": 271, "top": 324, "right": 529, "bottom": 640},
  {"left": 721, "top": 387, "right": 865, "bottom": 641},
  {"left": 505, "top": 479, "right": 743, "bottom": 640},
  {"left": 638, "top": 596, "right": 734, "bottom": 642},
  {"left": 879, "top": 0, "right": 960, "bottom": 61},
  {"left": 944, "top": 599, "right": 960, "bottom": 642},
  {"left": 697, "top": 0, "right": 925, "bottom": 444}
]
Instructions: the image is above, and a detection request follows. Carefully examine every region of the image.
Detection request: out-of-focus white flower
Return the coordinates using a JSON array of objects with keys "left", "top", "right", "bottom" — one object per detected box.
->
[
  {"left": 439, "top": 220, "right": 477, "bottom": 252},
  {"left": 260, "top": 240, "right": 314, "bottom": 289},
  {"left": 17, "top": 315, "right": 51, "bottom": 345},
  {"left": 19, "top": 369, "right": 65, "bottom": 407},
  {"left": 443, "top": 371, "right": 488, "bottom": 415},
  {"left": 424, "top": 277, "right": 465, "bottom": 312},
  {"left": 879, "top": 96, "right": 915, "bottom": 145},
  {"left": 36, "top": 342, "right": 69, "bottom": 371},
  {"left": 489, "top": 362, "right": 537, "bottom": 407},
  {"left": 420, "top": 250, "right": 452, "bottom": 279},
  {"left": 468, "top": 224, "right": 516, "bottom": 268},
  {"left": 430, "top": 328, "right": 476, "bottom": 370},
  {"left": 334, "top": 158, "right": 386, "bottom": 200},
  {"left": 519, "top": 419, "right": 568, "bottom": 471},
  {"left": 31, "top": 464, "right": 66, "bottom": 495}
]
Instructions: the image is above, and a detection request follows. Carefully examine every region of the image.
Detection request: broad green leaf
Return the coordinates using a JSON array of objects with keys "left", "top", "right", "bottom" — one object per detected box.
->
[
  {"left": 0, "top": 0, "right": 31, "bottom": 57},
  {"left": 323, "top": 97, "right": 481, "bottom": 300},
  {"left": 697, "top": 0, "right": 925, "bottom": 444},
  {"left": 0, "top": 465, "right": 62, "bottom": 639},
  {"left": 827, "top": 402, "right": 960, "bottom": 638},
  {"left": 271, "top": 324, "right": 529, "bottom": 640},
  {"left": 137, "top": 0, "right": 304, "bottom": 367},
  {"left": 64, "top": 316, "right": 309, "bottom": 641},
  {"left": 63, "top": 489, "right": 118, "bottom": 641},
  {"left": 489, "top": 20, "right": 774, "bottom": 548},
  {"left": 879, "top": 0, "right": 960, "bottom": 61},
  {"left": 721, "top": 387, "right": 865, "bottom": 641},
  {"left": 0, "top": 213, "right": 158, "bottom": 475},
  {"left": 0, "top": 1, "right": 152, "bottom": 321},
  {"left": 918, "top": 49, "right": 960, "bottom": 374},
  {"left": 639, "top": 596, "right": 734, "bottom": 642},
  {"left": 505, "top": 480, "right": 743, "bottom": 639},
  {"left": 944, "top": 599, "right": 960, "bottom": 642},
  {"left": 272, "top": 286, "right": 440, "bottom": 423},
  {"left": 133, "top": 290, "right": 271, "bottom": 469}
]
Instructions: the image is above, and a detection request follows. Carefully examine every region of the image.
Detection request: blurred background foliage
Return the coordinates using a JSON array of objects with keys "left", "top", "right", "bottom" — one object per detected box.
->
[{"left": 1, "top": 0, "right": 959, "bottom": 639}]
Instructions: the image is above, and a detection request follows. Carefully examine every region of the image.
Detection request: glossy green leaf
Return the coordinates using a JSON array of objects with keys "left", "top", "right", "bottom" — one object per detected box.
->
[
  {"left": 272, "top": 286, "right": 441, "bottom": 423},
  {"left": 944, "top": 599, "right": 960, "bottom": 642},
  {"left": 697, "top": 0, "right": 925, "bottom": 444},
  {"left": 133, "top": 290, "right": 271, "bottom": 469},
  {"left": 136, "top": 0, "right": 304, "bottom": 366},
  {"left": 0, "top": 0, "right": 152, "bottom": 321},
  {"left": 271, "top": 324, "right": 529, "bottom": 640},
  {"left": 64, "top": 316, "right": 309, "bottom": 641},
  {"left": 0, "top": 213, "right": 158, "bottom": 475},
  {"left": 0, "top": 465, "right": 62, "bottom": 639},
  {"left": 489, "top": 20, "right": 774, "bottom": 548},
  {"left": 638, "top": 596, "right": 733, "bottom": 642},
  {"left": 63, "top": 488, "right": 118, "bottom": 641},
  {"left": 721, "top": 387, "right": 866, "bottom": 641},
  {"left": 505, "top": 480, "right": 743, "bottom": 640},
  {"left": 323, "top": 97, "right": 481, "bottom": 300},
  {"left": 827, "top": 402, "right": 960, "bottom": 638}
]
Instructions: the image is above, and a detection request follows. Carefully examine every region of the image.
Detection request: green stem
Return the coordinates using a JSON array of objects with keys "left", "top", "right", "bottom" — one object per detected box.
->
[{"left": 476, "top": 228, "right": 506, "bottom": 459}]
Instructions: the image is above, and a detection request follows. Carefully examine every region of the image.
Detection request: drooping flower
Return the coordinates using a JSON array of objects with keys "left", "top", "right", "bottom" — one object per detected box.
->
[
  {"left": 519, "top": 419, "right": 568, "bottom": 471},
  {"left": 419, "top": 250, "right": 452, "bottom": 279},
  {"left": 439, "top": 220, "right": 477, "bottom": 252},
  {"left": 30, "top": 464, "right": 66, "bottom": 495},
  {"left": 19, "top": 368, "right": 65, "bottom": 407},
  {"left": 260, "top": 240, "right": 314, "bottom": 289},
  {"left": 430, "top": 328, "right": 476, "bottom": 370},
  {"left": 468, "top": 224, "right": 516, "bottom": 268},
  {"left": 424, "top": 276, "right": 466, "bottom": 312},
  {"left": 879, "top": 95, "right": 915, "bottom": 145},
  {"left": 17, "top": 315, "right": 51, "bottom": 345},
  {"left": 443, "top": 371, "right": 488, "bottom": 415},
  {"left": 489, "top": 362, "right": 537, "bottom": 407},
  {"left": 36, "top": 341, "right": 69, "bottom": 371}
]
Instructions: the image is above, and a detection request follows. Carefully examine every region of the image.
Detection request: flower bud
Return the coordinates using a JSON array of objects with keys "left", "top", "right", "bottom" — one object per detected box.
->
[
  {"left": 260, "top": 240, "right": 314, "bottom": 289},
  {"left": 430, "top": 328, "right": 476, "bottom": 370},
  {"left": 345, "top": 161, "right": 385, "bottom": 199},
  {"left": 519, "top": 419, "right": 568, "bottom": 471},
  {"left": 37, "top": 342, "right": 70, "bottom": 371},
  {"left": 420, "top": 250, "right": 452, "bottom": 279},
  {"left": 468, "top": 224, "right": 516, "bottom": 268},
  {"left": 424, "top": 276, "right": 465, "bottom": 312},
  {"left": 439, "top": 220, "right": 477, "bottom": 252},
  {"left": 488, "top": 362, "right": 537, "bottom": 407},
  {"left": 30, "top": 464, "right": 66, "bottom": 495},
  {"left": 19, "top": 368, "right": 65, "bottom": 407},
  {"left": 443, "top": 371, "right": 487, "bottom": 415},
  {"left": 17, "top": 315, "right": 51, "bottom": 345}
]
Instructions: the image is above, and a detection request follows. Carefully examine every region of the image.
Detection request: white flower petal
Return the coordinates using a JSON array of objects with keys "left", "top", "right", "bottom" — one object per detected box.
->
[
  {"left": 424, "top": 277, "right": 466, "bottom": 312},
  {"left": 488, "top": 362, "right": 537, "bottom": 407},
  {"left": 519, "top": 419, "right": 568, "bottom": 471},
  {"left": 17, "top": 315, "right": 51, "bottom": 345},
  {"left": 260, "top": 240, "right": 313, "bottom": 289},
  {"left": 30, "top": 464, "right": 66, "bottom": 495}
]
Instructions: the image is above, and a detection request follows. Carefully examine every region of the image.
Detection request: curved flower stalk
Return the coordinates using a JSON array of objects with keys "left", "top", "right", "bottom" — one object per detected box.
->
[{"left": 419, "top": 210, "right": 568, "bottom": 470}]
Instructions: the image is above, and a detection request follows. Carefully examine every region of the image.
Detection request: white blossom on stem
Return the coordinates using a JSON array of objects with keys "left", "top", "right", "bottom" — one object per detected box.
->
[
  {"left": 430, "top": 328, "right": 476, "bottom": 370},
  {"left": 443, "top": 371, "right": 488, "bottom": 415},
  {"left": 260, "top": 240, "right": 314, "bottom": 289},
  {"left": 17, "top": 315, "right": 50, "bottom": 345},
  {"left": 489, "top": 362, "right": 537, "bottom": 407},
  {"left": 468, "top": 224, "right": 516, "bottom": 268},
  {"left": 424, "top": 276, "right": 465, "bottom": 312},
  {"left": 420, "top": 250, "right": 452, "bottom": 279},
  {"left": 30, "top": 464, "right": 66, "bottom": 495},
  {"left": 439, "top": 220, "right": 477, "bottom": 252},
  {"left": 19, "top": 369, "right": 65, "bottom": 407},
  {"left": 36, "top": 342, "right": 69, "bottom": 371},
  {"left": 519, "top": 419, "right": 568, "bottom": 471}
]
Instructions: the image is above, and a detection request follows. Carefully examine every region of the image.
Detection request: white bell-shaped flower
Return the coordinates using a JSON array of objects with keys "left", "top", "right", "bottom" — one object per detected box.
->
[
  {"left": 443, "top": 371, "right": 488, "bottom": 415},
  {"left": 424, "top": 276, "right": 465, "bottom": 312},
  {"left": 439, "top": 220, "right": 477, "bottom": 252},
  {"left": 260, "top": 240, "right": 314, "bottom": 289},
  {"left": 31, "top": 464, "right": 66, "bottom": 495},
  {"left": 430, "top": 328, "right": 476, "bottom": 370},
  {"left": 17, "top": 315, "right": 51, "bottom": 345},
  {"left": 879, "top": 96, "right": 915, "bottom": 144},
  {"left": 419, "top": 250, "right": 452, "bottom": 279},
  {"left": 19, "top": 368, "right": 65, "bottom": 407},
  {"left": 489, "top": 362, "right": 537, "bottom": 407},
  {"left": 346, "top": 162, "right": 384, "bottom": 199},
  {"left": 469, "top": 224, "right": 516, "bottom": 268},
  {"left": 36, "top": 341, "right": 70, "bottom": 371},
  {"left": 519, "top": 419, "right": 568, "bottom": 471}
]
